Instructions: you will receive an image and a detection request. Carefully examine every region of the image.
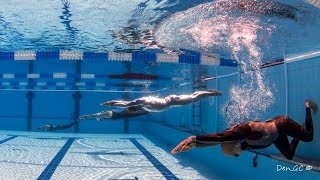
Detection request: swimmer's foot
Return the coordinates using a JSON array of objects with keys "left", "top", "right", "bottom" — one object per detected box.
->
[
  {"left": 79, "top": 115, "right": 88, "bottom": 120},
  {"left": 208, "top": 89, "right": 222, "bottom": 96},
  {"left": 37, "top": 124, "right": 53, "bottom": 131},
  {"left": 100, "top": 100, "right": 123, "bottom": 106},
  {"left": 100, "top": 100, "right": 128, "bottom": 107},
  {"left": 100, "top": 101, "right": 114, "bottom": 106},
  {"left": 201, "top": 77, "right": 216, "bottom": 82},
  {"left": 99, "top": 110, "right": 113, "bottom": 120},
  {"left": 306, "top": 99, "right": 318, "bottom": 113}
]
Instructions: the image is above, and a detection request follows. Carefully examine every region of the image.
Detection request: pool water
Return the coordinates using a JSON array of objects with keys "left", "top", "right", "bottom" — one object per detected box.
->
[{"left": 1, "top": 0, "right": 320, "bottom": 179}]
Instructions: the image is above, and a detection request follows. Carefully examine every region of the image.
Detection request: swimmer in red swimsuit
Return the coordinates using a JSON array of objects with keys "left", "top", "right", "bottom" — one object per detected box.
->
[
  {"left": 172, "top": 100, "right": 317, "bottom": 160},
  {"left": 37, "top": 105, "right": 149, "bottom": 131}
]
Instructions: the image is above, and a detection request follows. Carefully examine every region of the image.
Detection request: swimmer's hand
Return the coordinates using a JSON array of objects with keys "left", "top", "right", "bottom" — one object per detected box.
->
[
  {"left": 171, "top": 136, "right": 196, "bottom": 154},
  {"left": 208, "top": 89, "right": 222, "bottom": 96}
]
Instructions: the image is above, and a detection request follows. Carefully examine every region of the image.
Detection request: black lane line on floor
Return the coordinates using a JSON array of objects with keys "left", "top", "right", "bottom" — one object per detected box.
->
[
  {"left": 130, "top": 138, "right": 179, "bottom": 180},
  {"left": 37, "top": 138, "right": 75, "bottom": 180}
]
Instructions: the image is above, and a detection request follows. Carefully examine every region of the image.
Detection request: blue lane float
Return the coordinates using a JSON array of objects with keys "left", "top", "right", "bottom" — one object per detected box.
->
[
  {"left": 220, "top": 58, "right": 238, "bottom": 67},
  {"left": 83, "top": 52, "right": 108, "bottom": 61},
  {"left": 0, "top": 49, "right": 238, "bottom": 67},
  {"left": 132, "top": 51, "right": 157, "bottom": 63},
  {"left": 0, "top": 52, "right": 14, "bottom": 60},
  {"left": 36, "top": 51, "right": 60, "bottom": 61}
]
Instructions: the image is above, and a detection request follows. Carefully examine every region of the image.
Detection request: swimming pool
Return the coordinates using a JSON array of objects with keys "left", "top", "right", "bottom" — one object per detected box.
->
[{"left": 1, "top": 0, "right": 320, "bottom": 179}]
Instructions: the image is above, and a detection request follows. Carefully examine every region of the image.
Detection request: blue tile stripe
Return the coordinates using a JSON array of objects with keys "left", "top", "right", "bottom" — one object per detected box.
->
[
  {"left": 37, "top": 138, "right": 75, "bottom": 180},
  {"left": 132, "top": 51, "right": 157, "bottom": 62},
  {"left": 220, "top": 58, "right": 238, "bottom": 67},
  {"left": 130, "top": 138, "right": 179, "bottom": 180},
  {"left": 179, "top": 48, "right": 201, "bottom": 64},
  {"left": 36, "top": 51, "right": 60, "bottom": 61},
  {"left": 0, "top": 136, "right": 17, "bottom": 144},
  {"left": 0, "top": 49, "right": 239, "bottom": 67}
]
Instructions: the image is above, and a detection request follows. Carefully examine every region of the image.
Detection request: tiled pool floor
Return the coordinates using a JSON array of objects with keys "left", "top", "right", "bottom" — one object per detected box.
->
[{"left": 0, "top": 131, "right": 207, "bottom": 180}]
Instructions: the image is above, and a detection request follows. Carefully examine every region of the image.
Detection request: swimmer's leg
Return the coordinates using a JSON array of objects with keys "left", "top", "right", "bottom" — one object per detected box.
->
[
  {"left": 165, "top": 89, "right": 222, "bottom": 106},
  {"left": 100, "top": 100, "right": 131, "bottom": 107},
  {"left": 283, "top": 100, "right": 314, "bottom": 142},
  {"left": 273, "top": 100, "right": 316, "bottom": 160},
  {"left": 273, "top": 134, "right": 299, "bottom": 160},
  {"left": 274, "top": 99, "right": 316, "bottom": 143},
  {"left": 101, "top": 98, "right": 146, "bottom": 107},
  {"left": 79, "top": 110, "right": 113, "bottom": 121},
  {"left": 191, "top": 89, "right": 222, "bottom": 98}
]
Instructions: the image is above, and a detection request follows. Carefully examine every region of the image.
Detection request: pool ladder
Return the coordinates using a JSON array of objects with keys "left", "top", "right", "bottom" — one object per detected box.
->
[{"left": 191, "top": 66, "right": 207, "bottom": 134}]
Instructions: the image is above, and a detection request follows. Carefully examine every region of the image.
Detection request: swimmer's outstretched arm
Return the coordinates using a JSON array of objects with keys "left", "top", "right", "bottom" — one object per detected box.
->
[
  {"left": 171, "top": 135, "right": 235, "bottom": 154},
  {"left": 170, "top": 89, "right": 222, "bottom": 105},
  {"left": 191, "top": 89, "right": 222, "bottom": 97},
  {"left": 171, "top": 125, "right": 250, "bottom": 154},
  {"left": 166, "top": 89, "right": 222, "bottom": 106},
  {"left": 171, "top": 135, "right": 227, "bottom": 154}
]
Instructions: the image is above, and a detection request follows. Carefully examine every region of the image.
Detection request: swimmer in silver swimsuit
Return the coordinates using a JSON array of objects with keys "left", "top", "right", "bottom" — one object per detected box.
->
[
  {"left": 101, "top": 90, "right": 222, "bottom": 112},
  {"left": 172, "top": 100, "right": 317, "bottom": 160}
]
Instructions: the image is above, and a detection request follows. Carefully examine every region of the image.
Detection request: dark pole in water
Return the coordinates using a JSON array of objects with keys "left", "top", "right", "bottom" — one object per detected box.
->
[
  {"left": 26, "top": 92, "right": 34, "bottom": 130},
  {"left": 123, "top": 92, "right": 130, "bottom": 134},
  {"left": 26, "top": 61, "right": 34, "bottom": 131},
  {"left": 123, "top": 62, "right": 132, "bottom": 133},
  {"left": 73, "top": 61, "right": 82, "bottom": 133}
]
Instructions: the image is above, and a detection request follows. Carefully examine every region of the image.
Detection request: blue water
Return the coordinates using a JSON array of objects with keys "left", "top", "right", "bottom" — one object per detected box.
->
[{"left": 1, "top": 0, "right": 320, "bottom": 179}]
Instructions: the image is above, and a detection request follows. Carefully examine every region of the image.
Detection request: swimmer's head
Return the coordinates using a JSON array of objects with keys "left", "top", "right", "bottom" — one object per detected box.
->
[{"left": 220, "top": 142, "right": 242, "bottom": 157}]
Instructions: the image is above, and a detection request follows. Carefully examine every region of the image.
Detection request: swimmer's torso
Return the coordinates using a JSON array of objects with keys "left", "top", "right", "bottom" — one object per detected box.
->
[
  {"left": 244, "top": 121, "right": 279, "bottom": 148},
  {"left": 137, "top": 96, "right": 170, "bottom": 112}
]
